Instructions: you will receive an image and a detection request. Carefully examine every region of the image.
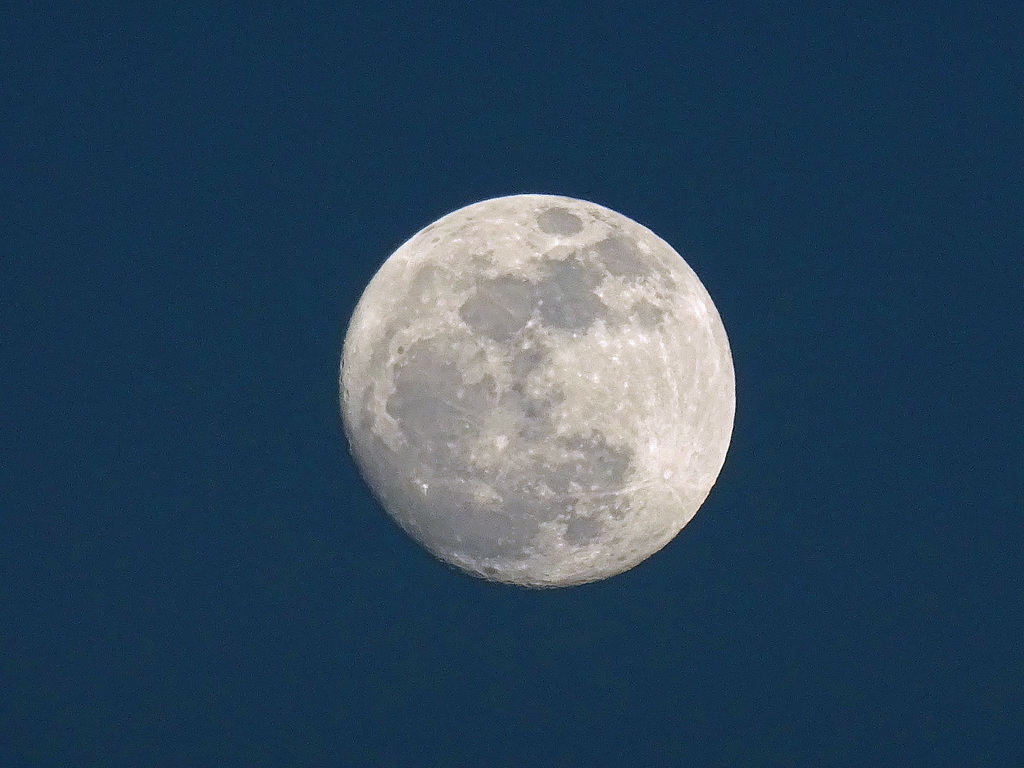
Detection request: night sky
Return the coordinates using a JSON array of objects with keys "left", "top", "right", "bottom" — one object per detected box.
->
[{"left": 3, "top": 2, "right": 1022, "bottom": 766}]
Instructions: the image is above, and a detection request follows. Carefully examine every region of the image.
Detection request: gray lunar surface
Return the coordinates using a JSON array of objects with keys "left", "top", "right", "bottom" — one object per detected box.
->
[{"left": 340, "top": 194, "right": 735, "bottom": 587}]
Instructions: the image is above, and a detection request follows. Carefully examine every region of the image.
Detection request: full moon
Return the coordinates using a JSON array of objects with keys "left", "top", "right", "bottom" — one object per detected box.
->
[{"left": 340, "top": 194, "right": 735, "bottom": 587}]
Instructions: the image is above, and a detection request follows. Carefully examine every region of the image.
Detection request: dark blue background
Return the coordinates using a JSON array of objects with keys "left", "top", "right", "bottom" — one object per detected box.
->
[{"left": 3, "top": 2, "right": 1022, "bottom": 765}]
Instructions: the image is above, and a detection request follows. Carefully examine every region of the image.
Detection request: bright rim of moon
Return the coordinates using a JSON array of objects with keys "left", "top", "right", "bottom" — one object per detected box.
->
[{"left": 340, "top": 194, "right": 735, "bottom": 587}]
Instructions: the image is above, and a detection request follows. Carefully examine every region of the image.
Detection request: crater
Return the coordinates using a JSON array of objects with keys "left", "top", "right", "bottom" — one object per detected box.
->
[{"left": 536, "top": 207, "right": 584, "bottom": 236}]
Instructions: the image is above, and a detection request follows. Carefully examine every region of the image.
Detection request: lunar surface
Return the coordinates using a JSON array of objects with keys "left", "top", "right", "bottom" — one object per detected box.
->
[{"left": 340, "top": 194, "right": 734, "bottom": 587}]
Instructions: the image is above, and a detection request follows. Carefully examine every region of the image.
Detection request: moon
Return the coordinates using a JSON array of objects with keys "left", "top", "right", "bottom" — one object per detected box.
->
[{"left": 340, "top": 194, "right": 734, "bottom": 587}]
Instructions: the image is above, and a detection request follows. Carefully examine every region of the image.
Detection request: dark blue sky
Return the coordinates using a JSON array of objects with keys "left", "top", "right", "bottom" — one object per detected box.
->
[{"left": 3, "top": 2, "right": 1022, "bottom": 766}]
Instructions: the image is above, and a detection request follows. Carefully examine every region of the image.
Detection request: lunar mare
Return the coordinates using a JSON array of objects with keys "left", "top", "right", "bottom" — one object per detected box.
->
[{"left": 340, "top": 194, "right": 734, "bottom": 587}]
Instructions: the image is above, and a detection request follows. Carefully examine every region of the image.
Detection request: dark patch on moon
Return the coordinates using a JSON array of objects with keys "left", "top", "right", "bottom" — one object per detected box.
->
[
  {"left": 545, "top": 431, "right": 633, "bottom": 497},
  {"left": 536, "top": 207, "right": 584, "bottom": 235},
  {"left": 459, "top": 276, "right": 535, "bottom": 342},
  {"left": 564, "top": 515, "right": 603, "bottom": 546},
  {"left": 593, "top": 235, "right": 649, "bottom": 278},
  {"left": 534, "top": 255, "right": 607, "bottom": 330},
  {"left": 629, "top": 298, "right": 665, "bottom": 328},
  {"left": 507, "top": 341, "right": 547, "bottom": 379},
  {"left": 458, "top": 253, "right": 609, "bottom": 339},
  {"left": 379, "top": 321, "right": 638, "bottom": 562},
  {"left": 407, "top": 264, "right": 449, "bottom": 312},
  {"left": 385, "top": 337, "right": 495, "bottom": 451}
]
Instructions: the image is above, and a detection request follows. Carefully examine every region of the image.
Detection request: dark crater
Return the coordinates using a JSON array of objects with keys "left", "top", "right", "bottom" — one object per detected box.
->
[{"left": 536, "top": 207, "right": 584, "bottom": 235}]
